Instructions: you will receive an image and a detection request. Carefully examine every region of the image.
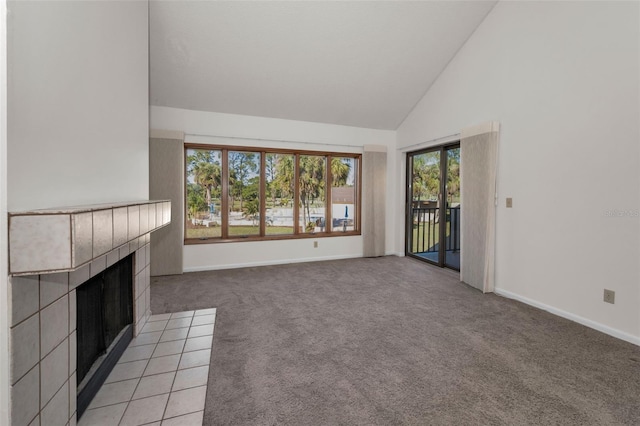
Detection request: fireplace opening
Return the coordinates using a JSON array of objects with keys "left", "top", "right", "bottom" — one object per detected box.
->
[{"left": 76, "top": 254, "right": 134, "bottom": 417}]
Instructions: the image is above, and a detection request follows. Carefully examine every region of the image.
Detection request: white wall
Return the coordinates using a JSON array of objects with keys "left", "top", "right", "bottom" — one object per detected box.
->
[
  {"left": 397, "top": 1, "right": 640, "bottom": 342},
  {"left": 0, "top": 2, "right": 9, "bottom": 423},
  {"left": 7, "top": 0, "right": 149, "bottom": 211},
  {"left": 5, "top": 2, "right": 149, "bottom": 422},
  {"left": 151, "top": 106, "right": 397, "bottom": 271}
]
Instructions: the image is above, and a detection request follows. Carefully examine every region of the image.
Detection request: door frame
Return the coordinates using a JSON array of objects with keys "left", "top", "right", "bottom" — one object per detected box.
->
[{"left": 405, "top": 142, "right": 460, "bottom": 270}]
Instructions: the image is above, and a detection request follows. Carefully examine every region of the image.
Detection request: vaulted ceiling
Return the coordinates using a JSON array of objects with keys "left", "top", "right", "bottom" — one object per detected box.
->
[{"left": 149, "top": 1, "right": 497, "bottom": 130}]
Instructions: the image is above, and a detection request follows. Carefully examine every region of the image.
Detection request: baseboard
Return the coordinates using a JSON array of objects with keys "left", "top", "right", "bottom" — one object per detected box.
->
[
  {"left": 494, "top": 288, "right": 640, "bottom": 347},
  {"left": 183, "top": 253, "right": 365, "bottom": 273}
]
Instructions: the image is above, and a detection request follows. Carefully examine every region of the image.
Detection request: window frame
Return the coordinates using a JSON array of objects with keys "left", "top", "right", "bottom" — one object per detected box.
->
[{"left": 184, "top": 143, "right": 362, "bottom": 244}]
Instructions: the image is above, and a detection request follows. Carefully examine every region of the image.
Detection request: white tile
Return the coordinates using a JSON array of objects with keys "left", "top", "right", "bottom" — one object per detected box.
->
[
  {"left": 40, "top": 272, "right": 69, "bottom": 309},
  {"left": 136, "top": 292, "right": 147, "bottom": 324},
  {"left": 155, "top": 202, "right": 163, "bottom": 229},
  {"left": 148, "top": 203, "right": 157, "bottom": 230},
  {"left": 119, "top": 393, "right": 169, "bottom": 426},
  {"left": 40, "top": 295, "right": 69, "bottom": 357},
  {"left": 166, "top": 317, "right": 192, "bottom": 330},
  {"left": 161, "top": 410, "right": 203, "bottom": 426},
  {"left": 190, "top": 314, "right": 215, "bottom": 327},
  {"left": 178, "top": 349, "right": 211, "bottom": 370},
  {"left": 119, "top": 243, "right": 131, "bottom": 260},
  {"left": 164, "top": 386, "right": 206, "bottom": 419},
  {"left": 41, "top": 380, "right": 69, "bottom": 426},
  {"left": 113, "top": 207, "right": 129, "bottom": 248},
  {"left": 140, "top": 204, "right": 149, "bottom": 234},
  {"left": 69, "top": 331, "right": 77, "bottom": 375},
  {"left": 119, "top": 344, "right": 156, "bottom": 363},
  {"left": 88, "top": 379, "right": 138, "bottom": 409},
  {"left": 106, "top": 249, "right": 119, "bottom": 268},
  {"left": 184, "top": 336, "right": 213, "bottom": 353},
  {"left": 69, "top": 411, "right": 77, "bottom": 426},
  {"left": 145, "top": 243, "right": 151, "bottom": 267},
  {"left": 128, "top": 206, "right": 140, "bottom": 241},
  {"left": 145, "top": 289, "right": 151, "bottom": 319},
  {"left": 93, "top": 209, "right": 113, "bottom": 257},
  {"left": 141, "top": 319, "right": 167, "bottom": 334},
  {"left": 41, "top": 338, "right": 69, "bottom": 409},
  {"left": 11, "top": 366, "right": 39, "bottom": 426},
  {"left": 143, "top": 354, "right": 180, "bottom": 376},
  {"left": 69, "top": 372, "right": 77, "bottom": 420},
  {"left": 132, "top": 372, "right": 175, "bottom": 400},
  {"left": 90, "top": 255, "right": 107, "bottom": 278},
  {"left": 135, "top": 275, "right": 144, "bottom": 303},
  {"left": 72, "top": 212, "right": 93, "bottom": 267},
  {"left": 135, "top": 249, "right": 144, "bottom": 274},
  {"left": 160, "top": 328, "right": 189, "bottom": 343},
  {"left": 9, "top": 275, "right": 39, "bottom": 327},
  {"left": 162, "top": 201, "right": 171, "bottom": 225},
  {"left": 194, "top": 308, "right": 216, "bottom": 316},
  {"left": 130, "top": 331, "right": 162, "bottom": 347},
  {"left": 170, "top": 311, "right": 194, "bottom": 319},
  {"left": 77, "top": 402, "right": 127, "bottom": 426},
  {"left": 10, "top": 314, "right": 39, "bottom": 384},
  {"left": 135, "top": 315, "right": 146, "bottom": 336},
  {"left": 28, "top": 414, "right": 39, "bottom": 426},
  {"left": 153, "top": 340, "right": 185, "bottom": 358},
  {"left": 9, "top": 214, "right": 72, "bottom": 274},
  {"left": 149, "top": 313, "right": 171, "bottom": 322},
  {"left": 69, "top": 264, "right": 89, "bottom": 291},
  {"left": 69, "top": 290, "right": 76, "bottom": 333},
  {"left": 172, "top": 365, "right": 209, "bottom": 392},
  {"left": 104, "top": 359, "right": 147, "bottom": 384},
  {"left": 187, "top": 324, "right": 214, "bottom": 339}
]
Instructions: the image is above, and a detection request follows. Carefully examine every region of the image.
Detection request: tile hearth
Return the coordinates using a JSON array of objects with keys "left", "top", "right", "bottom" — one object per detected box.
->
[{"left": 78, "top": 309, "right": 216, "bottom": 426}]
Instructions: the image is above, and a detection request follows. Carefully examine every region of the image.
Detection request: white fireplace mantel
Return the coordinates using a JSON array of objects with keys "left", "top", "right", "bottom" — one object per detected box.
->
[{"left": 8, "top": 200, "right": 171, "bottom": 275}]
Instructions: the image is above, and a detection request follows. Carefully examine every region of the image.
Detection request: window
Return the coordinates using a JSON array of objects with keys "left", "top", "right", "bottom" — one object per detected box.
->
[
  {"left": 330, "top": 157, "right": 357, "bottom": 233},
  {"left": 185, "top": 144, "right": 361, "bottom": 243}
]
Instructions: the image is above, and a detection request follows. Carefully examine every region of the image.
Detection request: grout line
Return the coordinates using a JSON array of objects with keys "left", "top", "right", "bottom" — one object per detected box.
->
[
  {"left": 160, "top": 408, "right": 205, "bottom": 423},
  {"left": 85, "top": 310, "right": 211, "bottom": 425}
]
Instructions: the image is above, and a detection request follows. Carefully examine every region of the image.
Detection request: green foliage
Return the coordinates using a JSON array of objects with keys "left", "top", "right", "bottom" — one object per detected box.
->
[
  {"left": 299, "top": 155, "right": 325, "bottom": 227},
  {"left": 187, "top": 183, "right": 207, "bottom": 218},
  {"left": 229, "top": 152, "right": 259, "bottom": 211},
  {"left": 331, "top": 157, "right": 351, "bottom": 187},
  {"left": 271, "top": 154, "right": 295, "bottom": 205},
  {"left": 186, "top": 149, "right": 221, "bottom": 217}
]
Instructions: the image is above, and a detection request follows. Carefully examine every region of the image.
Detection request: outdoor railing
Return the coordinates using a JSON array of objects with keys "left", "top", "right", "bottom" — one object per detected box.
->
[{"left": 411, "top": 206, "right": 460, "bottom": 254}]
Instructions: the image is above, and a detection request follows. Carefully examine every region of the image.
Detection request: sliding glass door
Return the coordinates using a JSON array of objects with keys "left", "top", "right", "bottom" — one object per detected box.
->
[{"left": 406, "top": 144, "right": 460, "bottom": 270}]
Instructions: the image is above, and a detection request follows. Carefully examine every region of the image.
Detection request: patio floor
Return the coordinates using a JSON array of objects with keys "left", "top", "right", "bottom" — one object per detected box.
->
[{"left": 415, "top": 250, "right": 460, "bottom": 270}]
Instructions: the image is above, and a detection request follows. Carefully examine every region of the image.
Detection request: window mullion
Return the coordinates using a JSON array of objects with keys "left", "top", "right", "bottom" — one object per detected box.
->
[
  {"left": 293, "top": 153, "right": 300, "bottom": 235},
  {"left": 260, "top": 152, "right": 266, "bottom": 237},
  {"left": 221, "top": 149, "right": 229, "bottom": 239},
  {"left": 326, "top": 155, "right": 332, "bottom": 234}
]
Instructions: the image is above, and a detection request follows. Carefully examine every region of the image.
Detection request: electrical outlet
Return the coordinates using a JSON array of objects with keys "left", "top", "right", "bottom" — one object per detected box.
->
[
  {"left": 603, "top": 289, "right": 615, "bottom": 304},
  {"left": 313, "top": 241, "right": 318, "bottom": 248},
  {"left": 506, "top": 197, "right": 513, "bottom": 208}
]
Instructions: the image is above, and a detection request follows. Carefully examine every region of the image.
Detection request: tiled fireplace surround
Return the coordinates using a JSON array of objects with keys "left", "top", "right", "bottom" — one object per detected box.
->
[{"left": 8, "top": 201, "right": 171, "bottom": 426}]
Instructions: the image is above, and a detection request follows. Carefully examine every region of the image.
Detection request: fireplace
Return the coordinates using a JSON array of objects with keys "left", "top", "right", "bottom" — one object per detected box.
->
[
  {"left": 7, "top": 200, "right": 171, "bottom": 426},
  {"left": 76, "top": 254, "right": 134, "bottom": 417}
]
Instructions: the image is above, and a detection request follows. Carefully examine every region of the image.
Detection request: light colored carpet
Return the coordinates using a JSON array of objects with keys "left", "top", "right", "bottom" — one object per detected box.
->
[{"left": 151, "top": 256, "right": 640, "bottom": 425}]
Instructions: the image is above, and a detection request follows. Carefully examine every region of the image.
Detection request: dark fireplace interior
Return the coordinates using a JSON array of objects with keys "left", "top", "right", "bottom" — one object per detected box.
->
[{"left": 76, "top": 254, "right": 134, "bottom": 417}]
